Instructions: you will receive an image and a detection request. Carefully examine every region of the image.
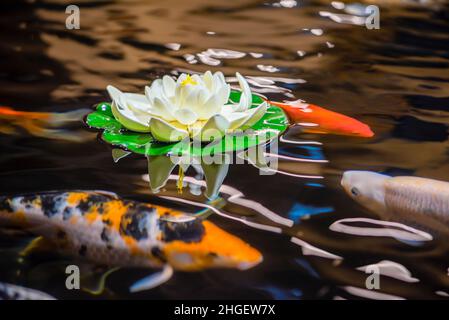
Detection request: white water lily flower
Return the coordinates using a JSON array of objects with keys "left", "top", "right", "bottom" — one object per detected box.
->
[{"left": 107, "top": 71, "right": 267, "bottom": 142}]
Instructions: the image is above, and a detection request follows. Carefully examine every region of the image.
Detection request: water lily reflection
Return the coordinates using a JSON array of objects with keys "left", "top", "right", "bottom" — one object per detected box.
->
[{"left": 147, "top": 153, "right": 230, "bottom": 200}]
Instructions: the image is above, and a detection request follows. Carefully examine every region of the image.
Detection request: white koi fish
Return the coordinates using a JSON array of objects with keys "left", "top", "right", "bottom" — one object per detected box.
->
[{"left": 341, "top": 171, "right": 449, "bottom": 237}]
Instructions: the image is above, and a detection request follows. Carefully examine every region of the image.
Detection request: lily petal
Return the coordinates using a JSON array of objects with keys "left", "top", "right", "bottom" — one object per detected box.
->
[
  {"left": 194, "top": 114, "right": 230, "bottom": 142},
  {"left": 124, "top": 93, "right": 151, "bottom": 116},
  {"left": 215, "top": 83, "right": 231, "bottom": 106},
  {"left": 162, "top": 76, "right": 176, "bottom": 98},
  {"left": 239, "top": 101, "right": 268, "bottom": 130},
  {"left": 107, "top": 85, "right": 151, "bottom": 132},
  {"left": 174, "top": 108, "right": 199, "bottom": 126},
  {"left": 203, "top": 71, "right": 213, "bottom": 89},
  {"left": 197, "top": 95, "right": 221, "bottom": 120},
  {"left": 235, "top": 72, "right": 252, "bottom": 112},
  {"left": 111, "top": 101, "right": 151, "bottom": 132},
  {"left": 107, "top": 85, "right": 122, "bottom": 102},
  {"left": 221, "top": 109, "right": 250, "bottom": 130},
  {"left": 145, "top": 79, "right": 163, "bottom": 104},
  {"left": 149, "top": 117, "right": 189, "bottom": 142},
  {"left": 148, "top": 97, "right": 176, "bottom": 121}
]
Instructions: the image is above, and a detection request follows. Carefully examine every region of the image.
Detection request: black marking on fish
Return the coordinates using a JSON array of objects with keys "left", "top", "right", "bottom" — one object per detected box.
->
[
  {"left": 101, "top": 227, "right": 110, "bottom": 243},
  {"left": 62, "top": 207, "right": 72, "bottom": 220},
  {"left": 119, "top": 208, "right": 153, "bottom": 241},
  {"left": 56, "top": 230, "right": 67, "bottom": 240},
  {"left": 41, "top": 196, "right": 58, "bottom": 217},
  {"left": 159, "top": 220, "right": 205, "bottom": 243},
  {"left": 40, "top": 195, "right": 66, "bottom": 218},
  {"left": 78, "top": 245, "right": 87, "bottom": 257},
  {"left": 0, "top": 197, "right": 13, "bottom": 213},
  {"left": 77, "top": 194, "right": 110, "bottom": 214},
  {"left": 151, "top": 247, "right": 166, "bottom": 263}
]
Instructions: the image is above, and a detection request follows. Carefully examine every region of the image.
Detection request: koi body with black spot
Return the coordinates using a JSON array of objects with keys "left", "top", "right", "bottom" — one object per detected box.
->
[{"left": 0, "top": 191, "right": 262, "bottom": 276}]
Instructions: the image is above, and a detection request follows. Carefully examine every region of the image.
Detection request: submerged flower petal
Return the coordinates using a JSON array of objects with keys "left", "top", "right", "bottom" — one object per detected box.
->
[{"left": 147, "top": 155, "right": 180, "bottom": 192}]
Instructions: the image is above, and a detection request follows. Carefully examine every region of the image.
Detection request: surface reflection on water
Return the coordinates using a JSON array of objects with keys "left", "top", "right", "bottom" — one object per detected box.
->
[{"left": 0, "top": 0, "right": 449, "bottom": 299}]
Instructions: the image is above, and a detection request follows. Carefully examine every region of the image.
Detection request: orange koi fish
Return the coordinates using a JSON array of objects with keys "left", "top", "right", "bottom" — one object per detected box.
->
[
  {"left": 0, "top": 106, "right": 90, "bottom": 142},
  {"left": 265, "top": 99, "right": 374, "bottom": 137},
  {"left": 0, "top": 191, "right": 262, "bottom": 292}
]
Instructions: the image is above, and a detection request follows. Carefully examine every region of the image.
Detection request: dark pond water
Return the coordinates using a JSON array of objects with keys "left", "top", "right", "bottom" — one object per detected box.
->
[{"left": 0, "top": 0, "right": 449, "bottom": 299}]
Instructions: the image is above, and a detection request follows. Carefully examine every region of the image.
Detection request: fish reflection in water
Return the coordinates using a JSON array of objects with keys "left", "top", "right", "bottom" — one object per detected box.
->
[{"left": 0, "top": 191, "right": 262, "bottom": 293}]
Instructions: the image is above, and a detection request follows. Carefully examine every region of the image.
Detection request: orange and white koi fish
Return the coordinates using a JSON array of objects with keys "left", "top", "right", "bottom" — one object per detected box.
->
[
  {"left": 0, "top": 191, "right": 262, "bottom": 292},
  {"left": 265, "top": 99, "right": 374, "bottom": 137},
  {"left": 0, "top": 282, "right": 55, "bottom": 300},
  {"left": 341, "top": 171, "right": 449, "bottom": 238},
  {"left": 0, "top": 106, "right": 90, "bottom": 142}
]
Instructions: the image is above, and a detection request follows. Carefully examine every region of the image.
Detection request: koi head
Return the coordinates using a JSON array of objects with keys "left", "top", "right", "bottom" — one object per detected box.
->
[
  {"left": 341, "top": 171, "right": 389, "bottom": 214},
  {"left": 161, "top": 220, "right": 263, "bottom": 271}
]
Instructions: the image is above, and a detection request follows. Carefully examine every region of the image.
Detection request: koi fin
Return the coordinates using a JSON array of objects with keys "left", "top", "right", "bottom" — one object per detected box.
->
[
  {"left": 302, "top": 128, "right": 331, "bottom": 135},
  {"left": 129, "top": 264, "right": 173, "bottom": 293}
]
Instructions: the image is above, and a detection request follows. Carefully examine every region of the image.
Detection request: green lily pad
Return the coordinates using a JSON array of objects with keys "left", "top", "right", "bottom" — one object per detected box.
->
[{"left": 85, "top": 91, "right": 288, "bottom": 156}]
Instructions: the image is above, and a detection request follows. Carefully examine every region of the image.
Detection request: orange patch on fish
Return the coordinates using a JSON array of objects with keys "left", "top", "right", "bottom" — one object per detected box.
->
[
  {"left": 84, "top": 205, "right": 101, "bottom": 224},
  {"left": 122, "top": 236, "right": 141, "bottom": 255},
  {"left": 101, "top": 200, "right": 129, "bottom": 231},
  {"left": 66, "top": 192, "right": 89, "bottom": 206},
  {"left": 70, "top": 216, "right": 79, "bottom": 225},
  {"left": 15, "top": 210, "right": 26, "bottom": 223},
  {"left": 266, "top": 99, "right": 374, "bottom": 138},
  {"left": 163, "top": 221, "right": 262, "bottom": 271}
]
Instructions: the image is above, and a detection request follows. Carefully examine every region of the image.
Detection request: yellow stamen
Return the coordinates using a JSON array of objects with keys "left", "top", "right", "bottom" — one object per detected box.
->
[
  {"left": 177, "top": 166, "right": 184, "bottom": 194},
  {"left": 181, "top": 74, "right": 197, "bottom": 86}
]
